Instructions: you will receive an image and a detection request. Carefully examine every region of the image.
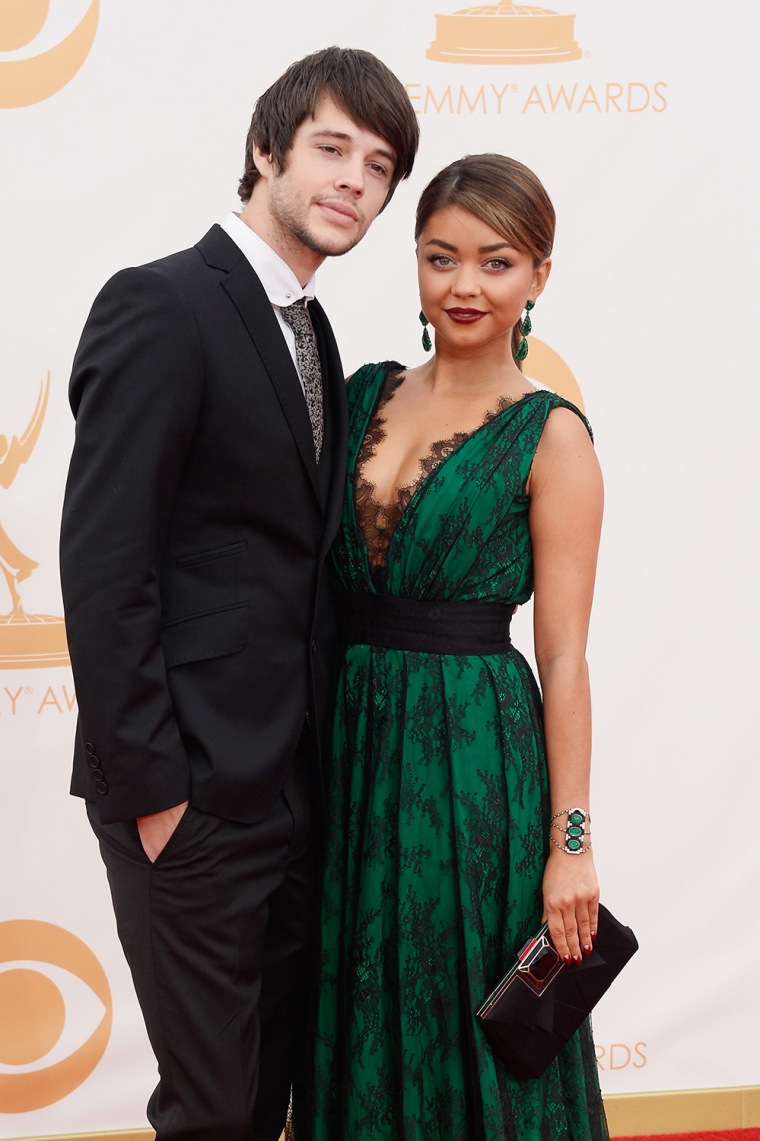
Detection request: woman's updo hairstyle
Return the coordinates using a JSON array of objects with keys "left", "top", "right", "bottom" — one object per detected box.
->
[{"left": 415, "top": 154, "right": 556, "bottom": 366}]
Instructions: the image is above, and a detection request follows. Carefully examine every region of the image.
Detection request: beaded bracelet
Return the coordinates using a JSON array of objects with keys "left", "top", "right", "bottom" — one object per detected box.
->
[{"left": 550, "top": 807, "right": 592, "bottom": 854}]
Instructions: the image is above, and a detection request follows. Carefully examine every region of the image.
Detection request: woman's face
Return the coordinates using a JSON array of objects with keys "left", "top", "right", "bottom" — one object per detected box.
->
[{"left": 416, "top": 205, "right": 550, "bottom": 355}]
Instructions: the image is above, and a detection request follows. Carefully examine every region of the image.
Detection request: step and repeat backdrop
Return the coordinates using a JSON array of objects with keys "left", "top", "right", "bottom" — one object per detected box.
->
[{"left": 1, "top": 0, "right": 758, "bottom": 1135}]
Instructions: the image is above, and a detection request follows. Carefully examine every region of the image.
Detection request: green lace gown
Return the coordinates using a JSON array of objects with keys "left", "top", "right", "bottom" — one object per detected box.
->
[{"left": 304, "top": 362, "right": 608, "bottom": 1141}]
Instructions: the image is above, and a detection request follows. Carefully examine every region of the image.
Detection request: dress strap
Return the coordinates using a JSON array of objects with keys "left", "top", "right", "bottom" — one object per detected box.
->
[{"left": 337, "top": 593, "right": 513, "bottom": 655}]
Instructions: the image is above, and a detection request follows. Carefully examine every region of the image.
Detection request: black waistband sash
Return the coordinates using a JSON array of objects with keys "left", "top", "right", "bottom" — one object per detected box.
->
[{"left": 337, "top": 593, "right": 513, "bottom": 655}]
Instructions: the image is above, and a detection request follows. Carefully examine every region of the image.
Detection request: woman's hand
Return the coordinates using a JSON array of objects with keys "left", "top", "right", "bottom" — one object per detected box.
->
[{"left": 542, "top": 848, "right": 600, "bottom": 964}]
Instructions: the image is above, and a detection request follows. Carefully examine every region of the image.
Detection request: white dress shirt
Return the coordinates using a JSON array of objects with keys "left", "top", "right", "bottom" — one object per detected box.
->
[{"left": 220, "top": 212, "right": 318, "bottom": 393}]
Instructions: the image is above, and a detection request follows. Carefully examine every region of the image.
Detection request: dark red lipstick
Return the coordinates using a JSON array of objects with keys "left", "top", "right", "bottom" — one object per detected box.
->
[{"left": 445, "top": 308, "right": 486, "bottom": 324}]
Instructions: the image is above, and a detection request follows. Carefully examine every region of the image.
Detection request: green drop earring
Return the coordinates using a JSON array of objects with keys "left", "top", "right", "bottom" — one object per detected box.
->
[
  {"left": 419, "top": 310, "right": 432, "bottom": 353},
  {"left": 515, "top": 299, "right": 535, "bottom": 362}
]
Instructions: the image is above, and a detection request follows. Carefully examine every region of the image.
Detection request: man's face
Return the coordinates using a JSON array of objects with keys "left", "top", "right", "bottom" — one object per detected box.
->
[{"left": 251, "top": 96, "right": 397, "bottom": 276}]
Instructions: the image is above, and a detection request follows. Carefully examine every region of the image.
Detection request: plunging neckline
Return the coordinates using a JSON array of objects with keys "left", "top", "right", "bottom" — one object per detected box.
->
[{"left": 352, "top": 366, "right": 542, "bottom": 587}]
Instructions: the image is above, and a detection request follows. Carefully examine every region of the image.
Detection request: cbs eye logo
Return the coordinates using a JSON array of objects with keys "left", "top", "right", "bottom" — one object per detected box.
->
[
  {"left": 0, "top": 920, "right": 112, "bottom": 1113},
  {"left": 0, "top": 0, "right": 100, "bottom": 109}
]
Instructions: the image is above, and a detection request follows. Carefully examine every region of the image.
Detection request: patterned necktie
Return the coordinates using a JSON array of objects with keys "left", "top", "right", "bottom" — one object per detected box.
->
[{"left": 281, "top": 298, "right": 324, "bottom": 461}]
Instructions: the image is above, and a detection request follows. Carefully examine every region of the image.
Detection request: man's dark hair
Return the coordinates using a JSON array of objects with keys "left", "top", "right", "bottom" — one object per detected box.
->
[{"left": 238, "top": 46, "right": 419, "bottom": 209}]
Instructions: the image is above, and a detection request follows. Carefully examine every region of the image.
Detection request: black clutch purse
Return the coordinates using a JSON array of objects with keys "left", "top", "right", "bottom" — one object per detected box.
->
[{"left": 476, "top": 903, "right": 638, "bottom": 1078}]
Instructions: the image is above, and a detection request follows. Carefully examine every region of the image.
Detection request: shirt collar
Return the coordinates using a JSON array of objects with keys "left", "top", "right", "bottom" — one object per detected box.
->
[{"left": 220, "top": 212, "right": 316, "bottom": 306}]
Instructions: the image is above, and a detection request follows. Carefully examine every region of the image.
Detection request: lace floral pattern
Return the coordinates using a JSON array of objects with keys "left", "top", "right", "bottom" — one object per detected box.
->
[{"left": 354, "top": 367, "right": 513, "bottom": 585}]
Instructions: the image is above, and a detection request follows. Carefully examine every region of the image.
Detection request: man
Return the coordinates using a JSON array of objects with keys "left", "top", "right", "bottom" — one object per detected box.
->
[{"left": 60, "top": 47, "right": 419, "bottom": 1141}]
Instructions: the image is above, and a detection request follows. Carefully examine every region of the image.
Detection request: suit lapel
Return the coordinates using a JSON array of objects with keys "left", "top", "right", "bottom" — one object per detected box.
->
[{"left": 196, "top": 227, "right": 320, "bottom": 502}]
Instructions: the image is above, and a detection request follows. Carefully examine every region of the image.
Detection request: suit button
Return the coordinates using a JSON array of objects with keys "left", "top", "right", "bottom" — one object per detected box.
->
[
  {"left": 91, "top": 769, "right": 104, "bottom": 781},
  {"left": 85, "top": 741, "right": 96, "bottom": 755},
  {"left": 96, "top": 781, "right": 108, "bottom": 795},
  {"left": 89, "top": 755, "right": 100, "bottom": 768}
]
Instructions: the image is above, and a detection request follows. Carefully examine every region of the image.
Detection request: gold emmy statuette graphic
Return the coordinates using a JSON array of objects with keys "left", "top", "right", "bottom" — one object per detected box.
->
[
  {"left": 0, "top": 919, "right": 113, "bottom": 1112},
  {"left": 427, "top": 2, "right": 582, "bottom": 65},
  {"left": 0, "top": 0, "right": 100, "bottom": 109},
  {"left": 0, "top": 371, "right": 70, "bottom": 668}
]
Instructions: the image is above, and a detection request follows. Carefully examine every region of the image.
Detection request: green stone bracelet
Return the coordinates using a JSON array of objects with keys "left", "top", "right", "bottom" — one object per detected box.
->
[{"left": 550, "top": 807, "right": 592, "bottom": 854}]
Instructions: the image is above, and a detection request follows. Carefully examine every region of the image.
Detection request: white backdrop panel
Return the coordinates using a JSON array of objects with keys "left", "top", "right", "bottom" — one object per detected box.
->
[{"left": 1, "top": 0, "right": 758, "bottom": 1134}]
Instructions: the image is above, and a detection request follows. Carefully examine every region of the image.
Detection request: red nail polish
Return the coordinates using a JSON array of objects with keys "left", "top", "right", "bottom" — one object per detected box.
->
[
  {"left": 573, "top": 954, "right": 582, "bottom": 965},
  {"left": 563, "top": 954, "right": 572, "bottom": 964},
  {"left": 591, "top": 930, "right": 597, "bottom": 942},
  {"left": 583, "top": 944, "right": 592, "bottom": 956}
]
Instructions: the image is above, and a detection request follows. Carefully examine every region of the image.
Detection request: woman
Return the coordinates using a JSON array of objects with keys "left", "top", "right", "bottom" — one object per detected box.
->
[{"left": 304, "top": 154, "right": 606, "bottom": 1140}]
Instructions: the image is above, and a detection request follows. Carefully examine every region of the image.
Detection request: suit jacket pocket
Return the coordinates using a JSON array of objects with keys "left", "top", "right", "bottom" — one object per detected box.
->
[
  {"left": 175, "top": 540, "right": 248, "bottom": 568},
  {"left": 161, "top": 602, "right": 249, "bottom": 668},
  {"left": 170, "top": 540, "right": 248, "bottom": 615}
]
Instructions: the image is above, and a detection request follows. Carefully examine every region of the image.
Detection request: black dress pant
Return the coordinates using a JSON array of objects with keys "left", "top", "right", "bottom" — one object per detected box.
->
[{"left": 87, "top": 752, "right": 314, "bottom": 1141}]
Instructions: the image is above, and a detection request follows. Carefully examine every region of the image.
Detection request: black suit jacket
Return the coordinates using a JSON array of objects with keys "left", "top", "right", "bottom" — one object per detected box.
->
[{"left": 60, "top": 225, "right": 348, "bottom": 824}]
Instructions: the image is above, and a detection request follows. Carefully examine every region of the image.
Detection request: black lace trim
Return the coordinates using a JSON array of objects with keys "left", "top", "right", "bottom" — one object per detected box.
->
[{"left": 355, "top": 369, "right": 514, "bottom": 581}]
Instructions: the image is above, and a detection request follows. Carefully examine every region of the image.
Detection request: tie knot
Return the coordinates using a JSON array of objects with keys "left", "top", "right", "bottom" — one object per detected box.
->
[{"left": 281, "top": 298, "right": 311, "bottom": 334}]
